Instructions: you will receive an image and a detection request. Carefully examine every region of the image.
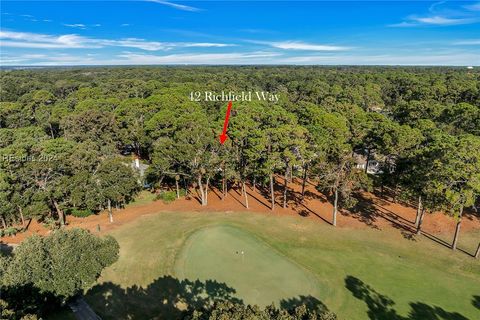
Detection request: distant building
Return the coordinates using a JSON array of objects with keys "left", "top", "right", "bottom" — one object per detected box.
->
[
  {"left": 353, "top": 152, "right": 383, "bottom": 174},
  {"left": 131, "top": 157, "right": 149, "bottom": 187}
]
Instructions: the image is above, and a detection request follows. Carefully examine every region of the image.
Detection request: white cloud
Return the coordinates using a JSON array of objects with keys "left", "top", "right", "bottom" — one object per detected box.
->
[
  {"left": 0, "top": 31, "right": 98, "bottom": 48},
  {"left": 391, "top": 1, "right": 480, "bottom": 28},
  {"left": 102, "top": 38, "right": 169, "bottom": 51},
  {"left": 20, "top": 54, "right": 48, "bottom": 59},
  {"left": 413, "top": 16, "right": 476, "bottom": 25},
  {"left": 1, "top": 51, "right": 279, "bottom": 66},
  {"left": 147, "top": 0, "right": 201, "bottom": 12},
  {"left": 115, "top": 52, "right": 279, "bottom": 64},
  {"left": 102, "top": 38, "right": 235, "bottom": 51},
  {"left": 4, "top": 51, "right": 478, "bottom": 66},
  {"left": 63, "top": 23, "right": 87, "bottom": 29},
  {"left": 453, "top": 39, "right": 480, "bottom": 45},
  {"left": 390, "top": 15, "right": 477, "bottom": 27},
  {"left": 464, "top": 2, "right": 480, "bottom": 11},
  {"left": 0, "top": 30, "right": 235, "bottom": 51},
  {"left": 250, "top": 40, "right": 350, "bottom": 51},
  {"left": 182, "top": 42, "right": 236, "bottom": 48},
  {"left": 276, "top": 53, "right": 479, "bottom": 66},
  {"left": 0, "top": 58, "right": 29, "bottom": 64},
  {"left": 388, "top": 22, "right": 418, "bottom": 28}
]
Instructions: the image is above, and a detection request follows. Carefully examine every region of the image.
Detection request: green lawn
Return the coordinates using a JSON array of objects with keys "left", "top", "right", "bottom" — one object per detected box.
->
[
  {"left": 85, "top": 211, "right": 480, "bottom": 320},
  {"left": 125, "top": 190, "right": 157, "bottom": 208},
  {"left": 175, "top": 225, "right": 322, "bottom": 307}
]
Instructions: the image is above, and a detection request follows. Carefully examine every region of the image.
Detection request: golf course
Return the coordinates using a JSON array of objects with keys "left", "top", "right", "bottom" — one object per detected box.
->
[
  {"left": 85, "top": 211, "right": 480, "bottom": 320},
  {"left": 175, "top": 225, "right": 322, "bottom": 307}
]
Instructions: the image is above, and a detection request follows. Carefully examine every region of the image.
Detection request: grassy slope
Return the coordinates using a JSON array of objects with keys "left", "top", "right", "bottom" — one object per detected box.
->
[
  {"left": 125, "top": 190, "right": 157, "bottom": 208},
  {"left": 86, "top": 211, "right": 480, "bottom": 320},
  {"left": 174, "top": 224, "right": 322, "bottom": 307}
]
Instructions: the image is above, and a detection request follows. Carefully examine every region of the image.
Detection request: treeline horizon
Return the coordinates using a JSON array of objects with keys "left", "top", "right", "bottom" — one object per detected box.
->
[
  {"left": 0, "top": 66, "right": 479, "bottom": 251},
  {"left": 0, "top": 65, "right": 476, "bottom": 69}
]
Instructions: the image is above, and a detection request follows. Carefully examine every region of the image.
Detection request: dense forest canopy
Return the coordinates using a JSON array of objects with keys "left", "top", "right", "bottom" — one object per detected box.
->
[{"left": 0, "top": 66, "right": 479, "bottom": 249}]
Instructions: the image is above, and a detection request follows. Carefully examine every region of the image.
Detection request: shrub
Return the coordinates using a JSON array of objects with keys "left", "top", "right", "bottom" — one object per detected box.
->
[
  {"left": 42, "top": 217, "right": 59, "bottom": 230},
  {"left": 1, "top": 227, "right": 19, "bottom": 237},
  {"left": 1, "top": 228, "right": 119, "bottom": 301},
  {"left": 1, "top": 299, "right": 38, "bottom": 320},
  {"left": 68, "top": 208, "right": 94, "bottom": 218},
  {"left": 178, "top": 189, "right": 187, "bottom": 197},
  {"left": 185, "top": 300, "right": 337, "bottom": 320},
  {"left": 156, "top": 190, "right": 177, "bottom": 204}
]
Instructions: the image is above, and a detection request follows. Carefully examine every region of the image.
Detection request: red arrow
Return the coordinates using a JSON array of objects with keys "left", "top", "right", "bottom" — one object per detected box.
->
[{"left": 219, "top": 101, "right": 232, "bottom": 144}]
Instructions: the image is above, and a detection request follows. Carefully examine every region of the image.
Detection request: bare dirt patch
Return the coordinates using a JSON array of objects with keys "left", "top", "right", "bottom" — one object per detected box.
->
[{"left": 2, "top": 176, "right": 479, "bottom": 246}]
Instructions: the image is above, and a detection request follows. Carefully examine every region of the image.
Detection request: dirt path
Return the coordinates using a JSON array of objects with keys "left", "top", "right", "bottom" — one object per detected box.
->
[{"left": 2, "top": 177, "right": 479, "bottom": 245}]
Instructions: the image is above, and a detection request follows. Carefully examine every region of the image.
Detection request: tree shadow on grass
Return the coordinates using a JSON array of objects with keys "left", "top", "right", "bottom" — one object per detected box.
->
[
  {"left": 345, "top": 275, "right": 469, "bottom": 320},
  {"left": 87, "top": 275, "right": 334, "bottom": 320},
  {"left": 346, "top": 192, "right": 418, "bottom": 234},
  {"left": 347, "top": 195, "right": 476, "bottom": 255},
  {"left": 345, "top": 193, "right": 382, "bottom": 229},
  {"left": 86, "top": 275, "right": 242, "bottom": 320},
  {"left": 0, "top": 243, "right": 16, "bottom": 254},
  {"left": 347, "top": 194, "right": 437, "bottom": 243},
  {"left": 0, "top": 283, "right": 61, "bottom": 318},
  {"left": 473, "top": 296, "right": 480, "bottom": 310},
  {"left": 280, "top": 295, "right": 331, "bottom": 315},
  {"left": 255, "top": 184, "right": 280, "bottom": 209}
]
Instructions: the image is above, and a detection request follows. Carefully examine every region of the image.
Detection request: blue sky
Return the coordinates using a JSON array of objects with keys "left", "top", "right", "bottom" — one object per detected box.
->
[{"left": 1, "top": 1, "right": 479, "bottom": 65}]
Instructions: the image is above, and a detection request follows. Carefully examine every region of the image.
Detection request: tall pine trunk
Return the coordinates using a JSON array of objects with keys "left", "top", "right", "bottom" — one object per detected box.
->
[
  {"left": 414, "top": 195, "right": 422, "bottom": 228},
  {"left": 134, "top": 141, "right": 141, "bottom": 158},
  {"left": 222, "top": 170, "right": 227, "bottom": 200},
  {"left": 49, "top": 123, "right": 55, "bottom": 139},
  {"left": 205, "top": 177, "right": 210, "bottom": 205},
  {"left": 158, "top": 175, "right": 164, "bottom": 188},
  {"left": 222, "top": 178, "right": 226, "bottom": 200},
  {"left": 222, "top": 164, "right": 226, "bottom": 200},
  {"left": 53, "top": 200, "right": 65, "bottom": 226},
  {"left": 301, "top": 165, "right": 307, "bottom": 200},
  {"left": 283, "top": 166, "right": 289, "bottom": 209},
  {"left": 198, "top": 174, "right": 206, "bottom": 206},
  {"left": 333, "top": 188, "right": 338, "bottom": 227},
  {"left": 18, "top": 206, "right": 25, "bottom": 228},
  {"left": 270, "top": 173, "right": 275, "bottom": 211},
  {"left": 108, "top": 199, "right": 113, "bottom": 223},
  {"left": 175, "top": 179, "right": 180, "bottom": 199},
  {"left": 452, "top": 205, "right": 464, "bottom": 251},
  {"left": 242, "top": 181, "right": 249, "bottom": 209},
  {"left": 416, "top": 207, "right": 426, "bottom": 235},
  {"left": 183, "top": 177, "right": 188, "bottom": 196},
  {"left": 1, "top": 216, "right": 6, "bottom": 229},
  {"left": 365, "top": 149, "right": 370, "bottom": 174}
]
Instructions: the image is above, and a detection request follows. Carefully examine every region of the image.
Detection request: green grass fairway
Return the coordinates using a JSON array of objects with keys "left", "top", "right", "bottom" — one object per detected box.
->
[
  {"left": 174, "top": 225, "right": 322, "bottom": 307},
  {"left": 86, "top": 211, "right": 480, "bottom": 320}
]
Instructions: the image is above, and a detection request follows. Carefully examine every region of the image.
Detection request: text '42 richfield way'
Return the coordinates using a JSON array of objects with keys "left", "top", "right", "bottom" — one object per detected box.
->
[{"left": 190, "top": 91, "right": 279, "bottom": 103}]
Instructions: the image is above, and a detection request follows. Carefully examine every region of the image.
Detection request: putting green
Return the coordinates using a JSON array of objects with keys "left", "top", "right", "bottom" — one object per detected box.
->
[{"left": 174, "top": 224, "right": 323, "bottom": 307}]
